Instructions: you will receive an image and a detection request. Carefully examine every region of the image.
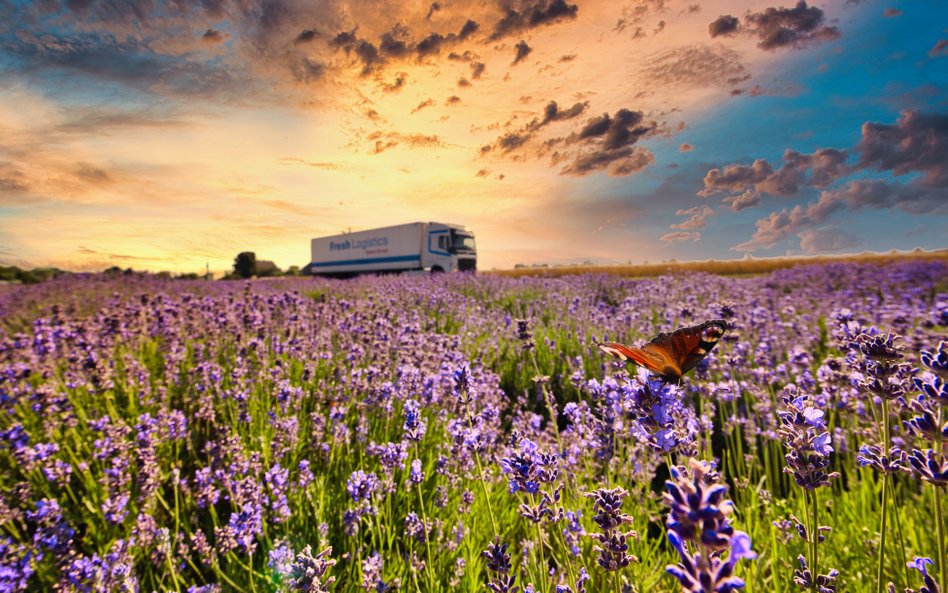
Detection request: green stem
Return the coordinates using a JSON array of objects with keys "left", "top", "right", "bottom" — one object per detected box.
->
[
  {"left": 770, "top": 521, "right": 783, "bottom": 593},
  {"left": 808, "top": 489, "right": 818, "bottom": 593},
  {"left": 466, "top": 408, "right": 499, "bottom": 535},
  {"left": 414, "top": 473, "right": 437, "bottom": 592},
  {"left": 877, "top": 398, "right": 891, "bottom": 593},
  {"left": 535, "top": 521, "right": 548, "bottom": 593},
  {"left": 935, "top": 486, "right": 946, "bottom": 593}
]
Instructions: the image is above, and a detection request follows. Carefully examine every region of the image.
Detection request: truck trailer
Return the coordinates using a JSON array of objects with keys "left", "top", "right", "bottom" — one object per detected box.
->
[{"left": 307, "top": 222, "right": 476, "bottom": 278}]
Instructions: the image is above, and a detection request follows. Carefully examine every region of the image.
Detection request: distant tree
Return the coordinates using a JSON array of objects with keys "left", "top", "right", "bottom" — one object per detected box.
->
[
  {"left": 234, "top": 252, "right": 257, "bottom": 279},
  {"left": 285, "top": 265, "right": 301, "bottom": 276}
]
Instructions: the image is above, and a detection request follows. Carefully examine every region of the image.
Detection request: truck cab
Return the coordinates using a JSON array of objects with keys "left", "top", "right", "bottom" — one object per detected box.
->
[{"left": 424, "top": 223, "right": 477, "bottom": 273}]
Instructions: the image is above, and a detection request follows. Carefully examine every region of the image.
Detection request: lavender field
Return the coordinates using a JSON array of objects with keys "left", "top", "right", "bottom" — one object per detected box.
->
[{"left": 1, "top": 261, "right": 946, "bottom": 593}]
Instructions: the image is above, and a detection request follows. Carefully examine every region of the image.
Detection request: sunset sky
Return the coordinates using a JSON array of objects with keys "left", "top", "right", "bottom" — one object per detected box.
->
[{"left": 1, "top": 0, "right": 946, "bottom": 273}]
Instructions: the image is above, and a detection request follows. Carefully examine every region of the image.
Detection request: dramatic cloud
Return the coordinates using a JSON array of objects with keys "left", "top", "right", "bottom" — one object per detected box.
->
[
  {"left": 513, "top": 40, "right": 533, "bottom": 65},
  {"left": 482, "top": 100, "right": 589, "bottom": 154},
  {"left": 735, "top": 180, "right": 947, "bottom": 252},
  {"left": 855, "top": 110, "right": 948, "bottom": 186},
  {"left": 555, "top": 109, "right": 658, "bottom": 176},
  {"left": 709, "top": 1, "right": 841, "bottom": 50},
  {"left": 700, "top": 148, "right": 849, "bottom": 209},
  {"left": 482, "top": 103, "right": 657, "bottom": 177},
  {"left": 702, "top": 110, "right": 948, "bottom": 253},
  {"left": 489, "top": 0, "right": 579, "bottom": 40},
  {"left": 330, "top": 19, "right": 480, "bottom": 74},
  {"left": 708, "top": 15, "right": 740, "bottom": 37}
]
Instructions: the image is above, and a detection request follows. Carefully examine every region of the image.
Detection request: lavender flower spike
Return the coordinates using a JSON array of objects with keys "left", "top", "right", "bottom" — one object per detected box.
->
[{"left": 289, "top": 546, "right": 336, "bottom": 592}]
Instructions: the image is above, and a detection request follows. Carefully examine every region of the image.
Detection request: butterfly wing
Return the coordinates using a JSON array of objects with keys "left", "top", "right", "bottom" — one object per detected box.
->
[
  {"left": 677, "top": 319, "right": 728, "bottom": 375},
  {"left": 598, "top": 319, "right": 728, "bottom": 382},
  {"left": 597, "top": 341, "right": 669, "bottom": 376}
]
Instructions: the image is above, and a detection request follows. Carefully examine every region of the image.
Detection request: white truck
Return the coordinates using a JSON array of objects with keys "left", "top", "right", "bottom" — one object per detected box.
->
[{"left": 306, "top": 222, "right": 476, "bottom": 277}]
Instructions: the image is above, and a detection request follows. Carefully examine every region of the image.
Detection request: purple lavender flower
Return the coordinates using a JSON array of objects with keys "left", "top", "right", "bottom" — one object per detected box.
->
[
  {"left": 483, "top": 539, "right": 520, "bottom": 593},
  {"left": 792, "top": 555, "right": 839, "bottom": 593},
  {"left": 288, "top": 545, "right": 336, "bottom": 592},
  {"left": 906, "top": 557, "right": 942, "bottom": 593},
  {"left": 586, "top": 486, "right": 638, "bottom": 571},
  {"left": 403, "top": 399, "right": 427, "bottom": 442},
  {"left": 409, "top": 459, "right": 424, "bottom": 484},
  {"left": 346, "top": 470, "right": 380, "bottom": 503},
  {"left": 778, "top": 391, "right": 840, "bottom": 490},
  {"left": 663, "top": 459, "right": 756, "bottom": 592},
  {"left": 921, "top": 341, "right": 948, "bottom": 378}
]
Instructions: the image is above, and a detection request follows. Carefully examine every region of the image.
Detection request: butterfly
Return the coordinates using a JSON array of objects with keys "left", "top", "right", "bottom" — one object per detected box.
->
[{"left": 596, "top": 319, "right": 728, "bottom": 383}]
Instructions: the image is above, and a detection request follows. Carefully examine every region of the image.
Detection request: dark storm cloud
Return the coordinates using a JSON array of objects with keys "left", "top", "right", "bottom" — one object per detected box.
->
[
  {"left": 744, "top": 1, "right": 841, "bottom": 50},
  {"left": 458, "top": 19, "right": 479, "bottom": 40},
  {"left": 542, "top": 101, "right": 587, "bottom": 123},
  {"left": 331, "top": 18, "right": 479, "bottom": 71},
  {"left": 379, "top": 32, "right": 409, "bottom": 57},
  {"left": 416, "top": 33, "right": 445, "bottom": 57},
  {"left": 572, "top": 109, "right": 654, "bottom": 151},
  {"left": 708, "top": 15, "right": 739, "bottom": 37},
  {"left": 488, "top": 0, "right": 579, "bottom": 41},
  {"left": 555, "top": 109, "right": 659, "bottom": 177},
  {"left": 512, "top": 40, "right": 532, "bottom": 65},
  {"left": 483, "top": 103, "right": 657, "bottom": 177},
  {"left": 484, "top": 99, "right": 588, "bottom": 153},
  {"left": 709, "top": 1, "right": 840, "bottom": 50}
]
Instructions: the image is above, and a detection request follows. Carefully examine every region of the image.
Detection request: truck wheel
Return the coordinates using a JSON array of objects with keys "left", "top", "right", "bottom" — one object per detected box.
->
[{"left": 430, "top": 266, "right": 444, "bottom": 274}]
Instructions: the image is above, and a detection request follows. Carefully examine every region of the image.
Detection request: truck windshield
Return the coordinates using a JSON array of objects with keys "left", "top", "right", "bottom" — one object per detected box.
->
[{"left": 451, "top": 233, "right": 476, "bottom": 252}]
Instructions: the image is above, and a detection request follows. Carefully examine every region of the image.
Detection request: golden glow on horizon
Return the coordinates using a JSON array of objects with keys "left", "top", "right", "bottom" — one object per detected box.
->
[{"left": 0, "top": 1, "right": 883, "bottom": 273}]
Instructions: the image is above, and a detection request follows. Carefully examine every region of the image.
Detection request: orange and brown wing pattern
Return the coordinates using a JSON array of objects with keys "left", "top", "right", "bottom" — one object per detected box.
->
[
  {"left": 597, "top": 319, "right": 728, "bottom": 382},
  {"left": 597, "top": 341, "right": 668, "bottom": 375},
  {"left": 678, "top": 319, "right": 728, "bottom": 375}
]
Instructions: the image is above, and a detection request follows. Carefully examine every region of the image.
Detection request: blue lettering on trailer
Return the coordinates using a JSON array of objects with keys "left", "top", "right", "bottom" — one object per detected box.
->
[{"left": 329, "top": 237, "right": 389, "bottom": 251}]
